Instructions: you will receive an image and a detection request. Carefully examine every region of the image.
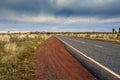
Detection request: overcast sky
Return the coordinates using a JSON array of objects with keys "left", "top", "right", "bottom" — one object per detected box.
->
[{"left": 0, "top": 0, "right": 120, "bottom": 32}]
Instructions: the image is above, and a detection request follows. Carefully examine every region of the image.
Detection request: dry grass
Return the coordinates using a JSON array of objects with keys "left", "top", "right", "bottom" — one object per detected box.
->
[
  {"left": 0, "top": 35, "right": 10, "bottom": 43},
  {"left": 0, "top": 33, "right": 51, "bottom": 80},
  {"left": 4, "top": 43, "right": 18, "bottom": 53},
  {"left": 64, "top": 33, "right": 120, "bottom": 44}
]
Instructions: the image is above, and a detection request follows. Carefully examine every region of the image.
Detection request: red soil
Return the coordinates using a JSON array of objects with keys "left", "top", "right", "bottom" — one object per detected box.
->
[{"left": 34, "top": 37, "right": 97, "bottom": 80}]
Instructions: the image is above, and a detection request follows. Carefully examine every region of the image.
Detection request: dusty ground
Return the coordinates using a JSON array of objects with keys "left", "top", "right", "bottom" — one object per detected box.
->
[{"left": 34, "top": 37, "right": 97, "bottom": 80}]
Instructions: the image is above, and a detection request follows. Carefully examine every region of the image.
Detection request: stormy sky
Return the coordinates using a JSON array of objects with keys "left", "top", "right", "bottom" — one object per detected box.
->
[{"left": 0, "top": 0, "right": 120, "bottom": 32}]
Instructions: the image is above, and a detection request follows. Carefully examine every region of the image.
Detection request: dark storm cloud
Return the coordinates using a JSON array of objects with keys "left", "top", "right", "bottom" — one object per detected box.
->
[
  {"left": 54, "top": 0, "right": 120, "bottom": 18},
  {"left": 0, "top": 0, "right": 120, "bottom": 18},
  {"left": 0, "top": 0, "right": 54, "bottom": 16}
]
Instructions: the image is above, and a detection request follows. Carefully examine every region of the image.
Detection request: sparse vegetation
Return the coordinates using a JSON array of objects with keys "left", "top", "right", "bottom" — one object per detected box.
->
[
  {"left": 119, "top": 27, "right": 120, "bottom": 33},
  {"left": 112, "top": 28, "right": 115, "bottom": 33},
  {"left": 0, "top": 33, "right": 51, "bottom": 80},
  {"left": 63, "top": 33, "right": 120, "bottom": 44}
]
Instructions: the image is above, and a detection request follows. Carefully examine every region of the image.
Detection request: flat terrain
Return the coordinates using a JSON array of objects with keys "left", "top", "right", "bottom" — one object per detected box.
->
[
  {"left": 34, "top": 37, "right": 97, "bottom": 80},
  {"left": 56, "top": 36, "right": 120, "bottom": 80}
]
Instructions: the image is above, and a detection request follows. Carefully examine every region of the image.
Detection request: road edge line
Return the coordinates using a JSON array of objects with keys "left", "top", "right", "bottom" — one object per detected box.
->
[{"left": 59, "top": 38, "right": 120, "bottom": 79}]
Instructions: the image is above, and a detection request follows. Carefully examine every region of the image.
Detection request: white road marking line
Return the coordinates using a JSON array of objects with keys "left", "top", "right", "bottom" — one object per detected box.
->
[
  {"left": 58, "top": 38, "right": 120, "bottom": 79},
  {"left": 95, "top": 45, "right": 103, "bottom": 48}
]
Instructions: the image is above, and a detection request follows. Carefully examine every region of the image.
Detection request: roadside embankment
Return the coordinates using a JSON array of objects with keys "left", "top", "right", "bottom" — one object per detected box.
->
[{"left": 34, "top": 37, "right": 97, "bottom": 80}]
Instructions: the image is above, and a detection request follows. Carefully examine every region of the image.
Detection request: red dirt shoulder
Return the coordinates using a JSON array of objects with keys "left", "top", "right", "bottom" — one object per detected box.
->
[{"left": 34, "top": 37, "right": 97, "bottom": 80}]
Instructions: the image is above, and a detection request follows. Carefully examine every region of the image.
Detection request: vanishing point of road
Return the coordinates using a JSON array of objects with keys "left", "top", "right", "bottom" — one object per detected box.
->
[{"left": 56, "top": 36, "right": 120, "bottom": 80}]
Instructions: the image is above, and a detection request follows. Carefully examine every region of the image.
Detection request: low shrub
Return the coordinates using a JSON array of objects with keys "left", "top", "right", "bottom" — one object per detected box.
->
[{"left": 0, "top": 34, "right": 50, "bottom": 80}]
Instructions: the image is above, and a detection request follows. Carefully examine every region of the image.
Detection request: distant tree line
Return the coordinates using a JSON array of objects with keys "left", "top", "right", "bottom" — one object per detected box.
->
[{"left": 112, "top": 27, "right": 120, "bottom": 33}]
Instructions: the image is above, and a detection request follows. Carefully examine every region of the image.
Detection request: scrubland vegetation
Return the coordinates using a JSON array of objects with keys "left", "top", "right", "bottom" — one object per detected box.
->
[
  {"left": 0, "top": 32, "right": 119, "bottom": 80},
  {"left": 63, "top": 33, "right": 120, "bottom": 44},
  {"left": 0, "top": 33, "right": 51, "bottom": 80}
]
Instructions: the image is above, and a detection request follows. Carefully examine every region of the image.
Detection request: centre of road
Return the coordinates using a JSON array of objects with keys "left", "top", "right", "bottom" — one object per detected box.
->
[{"left": 58, "top": 38, "right": 120, "bottom": 79}]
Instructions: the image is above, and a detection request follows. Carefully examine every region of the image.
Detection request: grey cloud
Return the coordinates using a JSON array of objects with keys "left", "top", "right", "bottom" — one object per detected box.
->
[
  {"left": 0, "top": 0, "right": 54, "bottom": 16},
  {"left": 54, "top": 0, "right": 120, "bottom": 18},
  {"left": 0, "top": 0, "right": 120, "bottom": 19}
]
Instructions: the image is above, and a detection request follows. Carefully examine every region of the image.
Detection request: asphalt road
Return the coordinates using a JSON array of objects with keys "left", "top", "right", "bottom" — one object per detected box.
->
[{"left": 56, "top": 36, "right": 120, "bottom": 80}]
